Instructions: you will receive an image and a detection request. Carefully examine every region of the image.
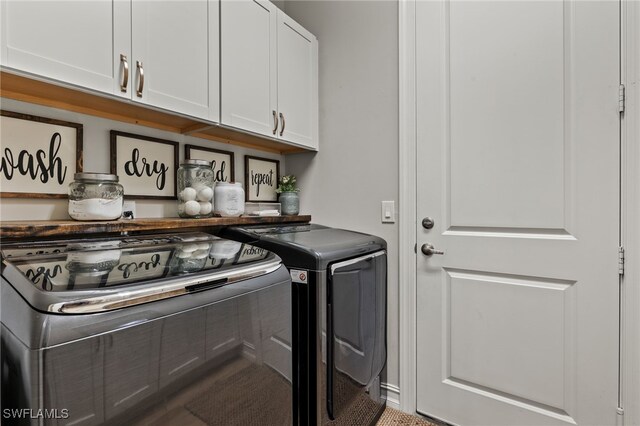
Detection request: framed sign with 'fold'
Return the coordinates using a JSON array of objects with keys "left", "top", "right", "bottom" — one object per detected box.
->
[
  {"left": 110, "top": 130, "right": 179, "bottom": 200},
  {"left": 0, "top": 110, "right": 83, "bottom": 198},
  {"left": 185, "top": 144, "right": 235, "bottom": 183}
]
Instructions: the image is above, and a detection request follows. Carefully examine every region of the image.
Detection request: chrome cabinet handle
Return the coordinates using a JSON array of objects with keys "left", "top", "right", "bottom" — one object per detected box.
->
[
  {"left": 120, "top": 54, "right": 129, "bottom": 93},
  {"left": 272, "top": 110, "right": 278, "bottom": 135},
  {"left": 136, "top": 61, "right": 144, "bottom": 97},
  {"left": 279, "top": 112, "right": 285, "bottom": 136},
  {"left": 421, "top": 243, "right": 444, "bottom": 256}
]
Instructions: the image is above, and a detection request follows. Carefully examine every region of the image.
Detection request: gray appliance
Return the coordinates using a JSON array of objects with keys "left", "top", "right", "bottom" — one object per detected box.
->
[
  {"left": 219, "top": 224, "right": 387, "bottom": 426},
  {"left": 1, "top": 233, "right": 293, "bottom": 425}
]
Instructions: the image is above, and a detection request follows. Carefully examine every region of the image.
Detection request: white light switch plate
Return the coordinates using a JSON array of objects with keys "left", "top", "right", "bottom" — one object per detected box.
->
[{"left": 381, "top": 201, "right": 395, "bottom": 223}]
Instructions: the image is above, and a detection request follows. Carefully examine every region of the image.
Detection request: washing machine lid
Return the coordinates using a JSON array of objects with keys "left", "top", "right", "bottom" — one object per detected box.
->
[
  {"left": 227, "top": 224, "right": 387, "bottom": 270},
  {"left": 1, "top": 233, "right": 281, "bottom": 314}
]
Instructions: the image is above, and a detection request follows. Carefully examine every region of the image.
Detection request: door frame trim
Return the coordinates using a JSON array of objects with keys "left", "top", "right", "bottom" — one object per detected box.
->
[
  {"left": 398, "top": 0, "right": 417, "bottom": 414},
  {"left": 399, "top": 0, "right": 640, "bottom": 421},
  {"left": 621, "top": 0, "right": 640, "bottom": 424}
]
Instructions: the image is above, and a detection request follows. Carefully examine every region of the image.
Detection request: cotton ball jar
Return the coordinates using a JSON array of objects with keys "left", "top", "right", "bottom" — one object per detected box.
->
[
  {"left": 184, "top": 200, "right": 201, "bottom": 216},
  {"left": 177, "top": 159, "right": 214, "bottom": 218}
]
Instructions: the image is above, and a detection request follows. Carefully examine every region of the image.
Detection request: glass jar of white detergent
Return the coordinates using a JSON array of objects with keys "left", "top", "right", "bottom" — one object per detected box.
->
[
  {"left": 214, "top": 182, "right": 245, "bottom": 217},
  {"left": 177, "top": 159, "right": 214, "bottom": 218},
  {"left": 68, "top": 173, "right": 124, "bottom": 221}
]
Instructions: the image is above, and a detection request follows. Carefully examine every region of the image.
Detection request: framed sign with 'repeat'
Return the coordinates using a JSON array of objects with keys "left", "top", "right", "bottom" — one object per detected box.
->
[
  {"left": 0, "top": 110, "right": 83, "bottom": 198},
  {"left": 244, "top": 155, "right": 280, "bottom": 202}
]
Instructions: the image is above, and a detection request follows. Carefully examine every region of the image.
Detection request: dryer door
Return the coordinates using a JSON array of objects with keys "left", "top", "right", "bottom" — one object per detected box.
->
[{"left": 326, "top": 251, "right": 386, "bottom": 420}]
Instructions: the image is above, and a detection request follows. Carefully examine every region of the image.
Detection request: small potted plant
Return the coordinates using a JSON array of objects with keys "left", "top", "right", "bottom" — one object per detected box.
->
[{"left": 276, "top": 175, "right": 300, "bottom": 215}]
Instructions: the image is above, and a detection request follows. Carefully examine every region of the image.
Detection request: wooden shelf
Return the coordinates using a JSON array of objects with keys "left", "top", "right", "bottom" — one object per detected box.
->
[
  {"left": 1, "top": 215, "right": 312, "bottom": 239},
  {"left": 0, "top": 71, "right": 309, "bottom": 154}
]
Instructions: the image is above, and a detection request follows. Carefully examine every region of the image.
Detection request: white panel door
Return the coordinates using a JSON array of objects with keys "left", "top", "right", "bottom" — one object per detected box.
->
[
  {"left": 221, "top": 0, "right": 278, "bottom": 137},
  {"left": 0, "top": 0, "right": 130, "bottom": 97},
  {"left": 131, "top": 0, "right": 214, "bottom": 120},
  {"left": 276, "top": 10, "right": 318, "bottom": 149},
  {"left": 415, "top": 1, "right": 620, "bottom": 425}
]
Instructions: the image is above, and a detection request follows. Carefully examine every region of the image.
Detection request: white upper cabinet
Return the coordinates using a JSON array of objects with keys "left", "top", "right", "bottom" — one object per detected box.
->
[
  {"left": 221, "top": 0, "right": 318, "bottom": 150},
  {"left": 0, "top": 0, "right": 131, "bottom": 98},
  {"left": 276, "top": 10, "right": 318, "bottom": 149},
  {"left": 1, "top": 0, "right": 317, "bottom": 149},
  {"left": 131, "top": 0, "right": 218, "bottom": 121},
  {"left": 1, "top": 0, "right": 219, "bottom": 121},
  {"left": 221, "top": 0, "right": 278, "bottom": 137}
]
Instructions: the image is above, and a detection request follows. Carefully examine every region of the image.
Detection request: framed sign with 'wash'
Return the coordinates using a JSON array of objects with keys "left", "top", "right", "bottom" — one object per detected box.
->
[
  {"left": 110, "top": 130, "right": 179, "bottom": 200},
  {"left": 0, "top": 110, "right": 83, "bottom": 198},
  {"left": 244, "top": 155, "right": 280, "bottom": 202}
]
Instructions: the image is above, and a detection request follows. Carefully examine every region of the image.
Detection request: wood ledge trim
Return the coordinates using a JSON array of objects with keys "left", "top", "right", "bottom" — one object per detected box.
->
[{"left": 1, "top": 215, "right": 312, "bottom": 239}]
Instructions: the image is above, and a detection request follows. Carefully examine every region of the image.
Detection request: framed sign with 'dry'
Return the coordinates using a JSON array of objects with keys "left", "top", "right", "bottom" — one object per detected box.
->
[
  {"left": 0, "top": 111, "right": 83, "bottom": 198},
  {"left": 110, "top": 131, "right": 179, "bottom": 199}
]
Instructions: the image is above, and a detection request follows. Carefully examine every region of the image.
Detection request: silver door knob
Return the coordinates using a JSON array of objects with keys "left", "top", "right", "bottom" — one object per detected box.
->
[{"left": 421, "top": 243, "right": 444, "bottom": 256}]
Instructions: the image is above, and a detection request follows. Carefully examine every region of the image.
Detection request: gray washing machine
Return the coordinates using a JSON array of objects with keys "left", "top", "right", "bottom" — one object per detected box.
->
[
  {"left": 1, "top": 232, "right": 293, "bottom": 425},
  {"left": 219, "top": 224, "right": 387, "bottom": 426}
]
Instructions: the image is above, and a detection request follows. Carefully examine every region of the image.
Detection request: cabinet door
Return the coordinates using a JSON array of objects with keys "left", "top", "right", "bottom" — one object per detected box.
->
[
  {"left": 43, "top": 338, "right": 104, "bottom": 426},
  {"left": 0, "top": 0, "right": 130, "bottom": 97},
  {"left": 103, "top": 322, "right": 161, "bottom": 420},
  {"left": 131, "top": 0, "right": 216, "bottom": 120},
  {"left": 221, "top": 0, "right": 278, "bottom": 137},
  {"left": 276, "top": 11, "right": 318, "bottom": 149}
]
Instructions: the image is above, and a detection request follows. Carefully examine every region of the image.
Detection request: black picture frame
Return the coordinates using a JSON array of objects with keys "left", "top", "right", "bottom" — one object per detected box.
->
[
  {"left": 0, "top": 110, "right": 83, "bottom": 199},
  {"left": 244, "top": 155, "right": 280, "bottom": 202},
  {"left": 110, "top": 130, "right": 179, "bottom": 200},
  {"left": 185, "top": 144, "right": 235, "bottom": 183}
]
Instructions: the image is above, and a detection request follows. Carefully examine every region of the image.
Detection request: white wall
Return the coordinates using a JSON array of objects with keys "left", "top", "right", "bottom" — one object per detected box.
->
[
  {"left": 284, "top": 0, "right": 400, "bottom": 400},
  {"left": 0, "top": 98, "right": 285, "bottom": 220}
]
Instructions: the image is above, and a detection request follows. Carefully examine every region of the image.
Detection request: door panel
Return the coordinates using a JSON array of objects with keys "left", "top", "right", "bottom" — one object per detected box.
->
[
  {"left": 327, "top": 252, "right": 387, "bottom": 420},
  {"left": 449, "top": 1, "right": 565, "bottom": 230},
  {"left": 447, "top": 270, "right": 573, "bottom": 410},
  {"left": 415, "top": 1, "right": 620, "bottom": 425},
  {"left": 221, "top": 0, "right": 278, "bottom": 136},
  {"left": 132, "top": 0, "right": 212, "bottom": 119},
  {"left": 277, "top": 11, "right": 318, "bottom": 149},
  {"left": 1, "top": 0, "right": 130, "bottom": 97}
]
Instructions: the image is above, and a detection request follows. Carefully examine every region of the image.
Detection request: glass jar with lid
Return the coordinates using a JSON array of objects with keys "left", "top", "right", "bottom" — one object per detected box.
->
[
  {"left": 68, "top": 173, "right": 124, "bottom": 221},
  {"left": 177, "top": 159, "right": 214, "bottom": 218}
]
